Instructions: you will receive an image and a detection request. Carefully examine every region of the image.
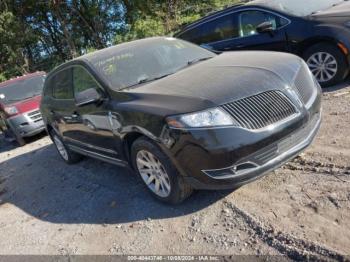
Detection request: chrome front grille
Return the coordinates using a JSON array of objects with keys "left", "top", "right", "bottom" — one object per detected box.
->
[
  {"left": 221, "top": 91, "right": 297, "bottom": 130},
  {"left": 293, "top": 66, "right": 315, "bottom": 105},
  {"left": 247, "top": 112, "right": 320, "bottom": 165},
  {"left": 27, "top": 110, "right": 42, "bottom": 122}
]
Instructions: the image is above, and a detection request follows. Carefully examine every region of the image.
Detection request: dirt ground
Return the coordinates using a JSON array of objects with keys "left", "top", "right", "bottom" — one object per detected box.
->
[{"left": 0, "top": 82, "right": 349, "bottom": 260}]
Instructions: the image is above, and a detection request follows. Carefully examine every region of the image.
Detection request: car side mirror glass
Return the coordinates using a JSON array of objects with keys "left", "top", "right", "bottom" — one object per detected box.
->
[
  {"left": 256, "top": 21, "right": 274, "bottom": 34},
  {"left": 75, "top": 88, "right": 102, "bottom": 107}
]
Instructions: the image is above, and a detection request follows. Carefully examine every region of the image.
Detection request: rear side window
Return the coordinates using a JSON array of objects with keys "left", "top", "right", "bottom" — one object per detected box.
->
[
  {"left": 52, "top": 69, "right": 73, "bottom": 99},
  {"left": 179, "top": 15, "right": 239, "bottom": 45},
  {"left": 200, "top": 15, "right": 239, "bottom": 43},
  {"left": 179, "top": 27, "right": 204, "bottom": 45}
]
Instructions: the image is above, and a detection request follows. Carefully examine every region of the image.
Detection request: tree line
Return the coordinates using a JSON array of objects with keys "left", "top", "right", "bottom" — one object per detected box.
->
[{"left": 0, "top": 0, "right": 239, "bottom": 81}]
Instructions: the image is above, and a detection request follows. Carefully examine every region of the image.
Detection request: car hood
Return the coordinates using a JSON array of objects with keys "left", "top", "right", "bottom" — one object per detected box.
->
[
  {"left": 311, "top": 1, "right": 350, "bottom": 18},
  {"left": 4, "top": 95, "right": 41, "bottom": 114},
  {"left": 121, "top": 51, "right": 304, "bottom": 116}
]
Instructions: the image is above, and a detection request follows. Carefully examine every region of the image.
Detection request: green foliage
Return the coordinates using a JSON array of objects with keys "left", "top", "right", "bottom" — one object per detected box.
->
[
  {"left": 116, "top": 16, "right": 166, "bottom": 43},
  {"left": 115, "top": 0, "right": 240, "bottom": 44},
  {"left": 0, "top": 0, "right": 241, "bottom": 82},
  {"left": 0, "top": 11, "right": 27, "bottom": 79}
]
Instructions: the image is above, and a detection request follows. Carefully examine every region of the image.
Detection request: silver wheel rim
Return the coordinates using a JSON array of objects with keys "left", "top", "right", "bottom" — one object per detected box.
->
[
  {"left": 53, "top": 135, "right": 69, "bottom": 161},
  {"left": 136, "top": 150, "right": 171, "bottom": 198},
  {"left": 307, "top": 52, "right": 338, "bottom": 83}
]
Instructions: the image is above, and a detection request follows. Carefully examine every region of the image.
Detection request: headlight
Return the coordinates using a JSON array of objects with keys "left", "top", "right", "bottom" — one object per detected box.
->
[
  {"left": 167, "top": 108, "right": 236, "bottom": 128},
  {"left": 4, "top": 106, "right": 19, "bottom": 116}
]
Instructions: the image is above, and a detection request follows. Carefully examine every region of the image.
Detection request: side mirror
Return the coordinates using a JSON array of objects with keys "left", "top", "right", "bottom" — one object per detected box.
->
[
  {"left": 256, "top": 21, "right": 275, "bottom": 34},
  {"left": 75, "top": 88, "right": 102, "bottom": 107}
]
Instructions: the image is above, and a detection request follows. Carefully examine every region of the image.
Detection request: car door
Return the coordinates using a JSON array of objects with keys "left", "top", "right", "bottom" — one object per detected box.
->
[
  {"left": 64, "top": 65, "right": 120, "bottom": 159},
  {"left": 49, "top": 67, "right": 76, "bottom": 139}
]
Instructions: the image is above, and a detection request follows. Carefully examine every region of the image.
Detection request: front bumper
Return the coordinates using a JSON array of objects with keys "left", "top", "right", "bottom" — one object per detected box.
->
[
  {"left": 165, "top": 85, "right": 321, "bottom": 190},
  {"left": 7, "top": 109, "right": 45, "bottom": 138},
  {"left": 183, "top": 112, "right": 321, "bottom": 190}
]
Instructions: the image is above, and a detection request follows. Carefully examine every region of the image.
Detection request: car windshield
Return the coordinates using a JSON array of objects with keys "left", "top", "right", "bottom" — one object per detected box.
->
[
  {"left": 252, "top": 0, "right": 345, "bottom": 16},
  {"left": 0, "top": 75, "right": 46, "bottom": 105},
  {"left": 86, "top": 38, "right": 215, "bottom": 90}
]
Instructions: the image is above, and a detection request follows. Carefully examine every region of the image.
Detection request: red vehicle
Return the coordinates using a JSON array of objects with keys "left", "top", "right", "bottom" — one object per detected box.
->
[{"left": 0, "top": 72, "right": 46, "bottom": 145}]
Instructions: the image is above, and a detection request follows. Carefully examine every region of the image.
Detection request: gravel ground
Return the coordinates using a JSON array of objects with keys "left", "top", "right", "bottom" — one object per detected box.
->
[{"left": 0, "top": 82, "right": 349, "bottom": 260}]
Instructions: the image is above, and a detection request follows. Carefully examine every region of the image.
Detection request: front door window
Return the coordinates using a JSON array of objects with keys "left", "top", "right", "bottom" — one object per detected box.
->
[{"left": 238, "top": 11, "right": 282, "bottom": 37}]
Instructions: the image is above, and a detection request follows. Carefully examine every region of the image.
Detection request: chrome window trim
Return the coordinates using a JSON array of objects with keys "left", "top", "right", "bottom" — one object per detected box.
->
[{"left": 179, "top": 7, "right": 291, "bottom": 44}]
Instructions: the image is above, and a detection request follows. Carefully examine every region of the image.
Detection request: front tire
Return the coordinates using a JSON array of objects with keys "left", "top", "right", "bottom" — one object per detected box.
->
[
  {"left": 50, "top": 130, "right": 83, "bottom": 164},
  {"left": 2, "top": 126, "right": 26, "bottom": 146},
  {"left": 131, "top": 137, "right": 193, "bottom": 204},
  {"left": 303, "top": 43, "right": 349, "bottom": 87}
]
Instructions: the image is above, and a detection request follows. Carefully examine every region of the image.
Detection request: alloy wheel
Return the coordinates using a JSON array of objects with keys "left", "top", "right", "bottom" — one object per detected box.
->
[
  {"left": 307, "top": 52, "right": 338, "bottom": 83},
  {"left": 53, "top": 135, "right": 69, "bottom": 161},
  {"left": 136, "top": 150, "right": 171, "bottom": 198}
]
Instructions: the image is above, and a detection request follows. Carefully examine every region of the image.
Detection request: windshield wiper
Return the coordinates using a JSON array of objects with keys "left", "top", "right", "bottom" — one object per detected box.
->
[
  {"left": 122, "top": 73, "right": 175, "bottom": 90},
  {"left": 187, "top": 56, "right": 213, "bottom": 66}
]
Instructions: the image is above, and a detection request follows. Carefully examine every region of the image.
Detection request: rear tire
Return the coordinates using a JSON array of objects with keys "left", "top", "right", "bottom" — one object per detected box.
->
[
  {"left": 131, "top": 137, "right": 193, "bottom": 204},
  {"left": 303, "top": 43, "right": 349, "bottom": 87},
  {"left": 50, "top": 130, "right": 83, "bottom": 164}
]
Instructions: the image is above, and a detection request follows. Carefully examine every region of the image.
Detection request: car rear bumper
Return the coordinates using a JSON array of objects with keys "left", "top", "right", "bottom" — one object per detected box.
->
[
  {"left": 183, "top": 111, "right": 321, "bottom": 190},
  {"left": 7, "top": 109, "right": 45, "bottom": 138}
]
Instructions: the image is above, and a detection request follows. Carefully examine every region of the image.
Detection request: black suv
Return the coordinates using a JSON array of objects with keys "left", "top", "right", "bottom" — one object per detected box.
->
[
  {"left": 175, "top": 0, "right": 350, "bottom": 87},
  {"left": 41, "top": 37, "right": 321, "bottom": 204}
]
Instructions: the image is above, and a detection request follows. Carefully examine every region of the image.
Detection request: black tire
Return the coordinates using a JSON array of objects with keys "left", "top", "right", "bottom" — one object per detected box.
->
[
  {"left": 131, "top": 137, "right": 193, "bottom": 204},
  {"left": 303, "top": 42, "right": 349, "bottom": 87},
  {"left": 4, "top": 127, "right": 26, "bottom": 146},
  {"left": 14, "top": 133, "right": 26, "bottom": 147},
  {"left": 50, "top": 130, "right": 83, "bottom": 164}
]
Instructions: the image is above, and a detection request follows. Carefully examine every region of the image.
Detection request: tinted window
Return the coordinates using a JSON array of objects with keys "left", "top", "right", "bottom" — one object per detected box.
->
[
  {"left": 180, "top": 15, "right": 239, "bottom": 45},
  {"left": 52, "top": 69, "right": 73, "bottom": 99},
  {"left": 178, "top": 27, "right": 203, "bottom": 45},
  {"left": 201, "top": 15, "right": 239, "bottom": 43},
  {"left": 238, "top": 11, "right": 286, "bottom": 37},
  {"left": 73, "top": 66, "right": 100, "bottom": 96},
  {"left": 43, "top": 77, "right": 52, "bottom": 97}
]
